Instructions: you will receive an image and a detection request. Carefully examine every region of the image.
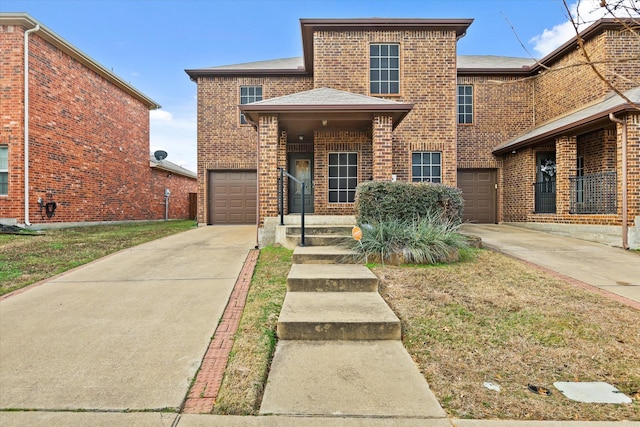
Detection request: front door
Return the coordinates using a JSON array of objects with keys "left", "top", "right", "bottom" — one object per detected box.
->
[
  {"left": 288, "top": 154, "right": 314, "bottom": 213},
  {"left": 535, "top": 152, "right": 556, "bottom": 213}
]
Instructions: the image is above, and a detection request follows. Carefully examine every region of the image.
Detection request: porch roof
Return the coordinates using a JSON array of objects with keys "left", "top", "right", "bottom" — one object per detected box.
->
[
  {"left": 239, "top": 87, "right": 414, "bottom": 131},
  {"left": 493, "top": 86, "right": 640, "bottom": 155}
]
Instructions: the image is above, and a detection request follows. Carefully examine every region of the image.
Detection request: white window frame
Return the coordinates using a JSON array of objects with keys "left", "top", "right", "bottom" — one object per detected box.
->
[
  {"left": 240, "top": 85, "right": 262, "bottom": 125},
  {"left": 328, "top": 152, "right": 358, "bottom": 203},
  {"left": 0, "top": 145, "right": 8, "bottom": 196},
  {"left": 457, "top": 85, "right": 473, "bottom": 124},
  {"left": 411, "top": 151, "right": 442, "bottom": 183}
]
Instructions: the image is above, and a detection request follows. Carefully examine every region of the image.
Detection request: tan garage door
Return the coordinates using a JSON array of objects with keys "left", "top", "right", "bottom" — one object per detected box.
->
[
  {"left": 208, "top": 170, "right": 257, "bottom": 224},
  {"left": 457, "top": 169, "right": 497, "bottom": 224}
]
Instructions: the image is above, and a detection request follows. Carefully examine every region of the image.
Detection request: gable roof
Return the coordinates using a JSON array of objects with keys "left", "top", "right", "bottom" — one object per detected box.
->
[
  {"left": 493, "top": 86, "right": 640, "bottom": 155},
  {"left": 1, "top": 12, "right": 160, "bottom": 110},
  {"left": 186, "top": 17, "right": 631, "bottom": 80},
  {"left": 239, "top": 87, "right": 413, "bottom": 129},
  {"left": 149, "top": 155, "right": 197, "bottom": 179}
]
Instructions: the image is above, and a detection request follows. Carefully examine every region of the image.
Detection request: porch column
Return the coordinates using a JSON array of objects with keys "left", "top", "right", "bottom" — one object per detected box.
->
[
  {"left": 556, "top": 135, "right": 577, "bottom": 215},
  {"left": 619, "top": 113, "right": 640, "bottom": 230},
  {"left": 258, "top": 115, "right": 279, "bottom": 225},
  {"left": 372, "top": 114, "right": 393, "bottom": 181}
]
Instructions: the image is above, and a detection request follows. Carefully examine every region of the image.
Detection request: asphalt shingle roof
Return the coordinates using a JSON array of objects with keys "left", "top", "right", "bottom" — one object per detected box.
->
[
  {"left": 494, "top": 86, "right": 640, "bottom": 154},
  {"left": 247, "top": 87, "right": 407, "bottom": 106},
  {"left": 199, "top": 55, "right": 535, "bottom": 72}
]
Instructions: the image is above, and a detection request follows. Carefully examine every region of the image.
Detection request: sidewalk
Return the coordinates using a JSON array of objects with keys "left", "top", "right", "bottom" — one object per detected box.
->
[{"left": 460, "top": 223, "right": 640, "bottom": 308}]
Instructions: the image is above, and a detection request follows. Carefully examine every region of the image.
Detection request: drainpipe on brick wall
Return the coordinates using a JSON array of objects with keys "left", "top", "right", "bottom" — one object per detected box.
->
[
  {"left": 246, "top": 117, "right": 260, "bottom": 249},
  {"left": 609, "top": 113, "right": 628, "bottom": 250},
  {"left": 23, "top": 24, "right": 40, "bottom": 226}
]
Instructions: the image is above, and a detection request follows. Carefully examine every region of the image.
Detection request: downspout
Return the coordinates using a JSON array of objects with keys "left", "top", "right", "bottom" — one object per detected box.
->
[
  {"left": 245, "top": 115, "right": 260, "bottom": 249},
  {"left": 23, "top": 24, "right": 40, "bottom": 226},
  {"left": 609, "top": 113, "right": 628, "bottom": 250}
]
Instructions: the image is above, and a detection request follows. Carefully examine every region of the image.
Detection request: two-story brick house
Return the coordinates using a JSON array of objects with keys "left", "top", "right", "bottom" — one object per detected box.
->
[
  {"left": 1, "top": 13, "right": 197, "bottom": 227},
  {"left": 186, "top": 17, "right": 639, "bottom": 249}
]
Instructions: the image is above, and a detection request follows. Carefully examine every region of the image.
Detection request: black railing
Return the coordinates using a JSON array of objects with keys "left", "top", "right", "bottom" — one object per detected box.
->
[
  {"left": 534, "top": 179, "right": 556, "bottom": 213},
  {"left": 278, "top": 167, "right": 306, "bottom": 246},
  {"left": 570, "top": 172, "right": 617, "bottom": 214}
]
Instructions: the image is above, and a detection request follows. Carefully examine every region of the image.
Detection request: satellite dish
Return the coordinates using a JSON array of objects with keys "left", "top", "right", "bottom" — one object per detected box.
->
[{"left": 154, "top": 150, "right": 168, "bottom": 161}]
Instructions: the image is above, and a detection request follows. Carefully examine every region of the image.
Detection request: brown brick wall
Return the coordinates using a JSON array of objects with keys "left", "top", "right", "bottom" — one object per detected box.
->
[
  {"left": 619, "top": 113, "right": 639, "bottom": 228},
  {"left": 457, "top": 75, "right": 533, "bottom": 167},
  {"left": 578, "top": 129, "right": 617, "bottom": 174},
  {"left": 257, "top": 115, "right": 279, "bottom": 225},
  {"left": 312, "top": 129, "right": 371, "bottom": 215},
  {"left": 150, "top": 169, "right": 197, "bottom": 219},
  {"left": 605, "top": 28, "right": 640, "bottom": 94},
  {"left": 533, "top": 28, "right": 638, "bottom": 125},
  {"left": 195, "top": 75, "right": 313, "bottom": 223},
  {"left": 502, "top": 148, "right": 536, "bottom": 221},
  {"left": 0, "top": 26, "right": 178, "bottom": 225},
  {"left": 313, "top": 29, "right": 459, "bottom": 186}
]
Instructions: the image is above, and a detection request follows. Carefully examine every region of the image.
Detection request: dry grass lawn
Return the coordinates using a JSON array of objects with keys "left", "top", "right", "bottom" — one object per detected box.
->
[{"left": 375, "top": 250, "right": 640, "bottom": 421}]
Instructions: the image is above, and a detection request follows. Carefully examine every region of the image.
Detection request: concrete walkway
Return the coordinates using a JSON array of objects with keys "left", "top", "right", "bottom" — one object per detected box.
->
[
  {"left": 460, "top": 224, "right": 640, "bottom": 308},
  {"left": 0, "top": 226, "right": 255, "bottom": 416}
]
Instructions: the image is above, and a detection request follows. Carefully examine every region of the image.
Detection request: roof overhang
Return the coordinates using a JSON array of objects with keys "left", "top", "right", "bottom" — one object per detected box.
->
[
  {"left": 240, "top": 103, "right": 413, "bottom": 134},
  {"left": 1, "top": 13, "right": 160, "bottom": 110},
  {"left": 493, "top": 91, "right": 639, "bottom": 155}
]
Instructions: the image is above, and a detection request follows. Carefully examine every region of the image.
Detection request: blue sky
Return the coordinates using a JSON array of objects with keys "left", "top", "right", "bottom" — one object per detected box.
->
[{"left": 1, "top": 0, "right": 622, "bottom": 172}]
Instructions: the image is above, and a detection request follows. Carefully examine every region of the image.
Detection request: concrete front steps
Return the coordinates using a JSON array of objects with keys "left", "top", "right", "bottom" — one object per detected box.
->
[{"left": 260, "top": 240, "right": 447, "bottom": 419}]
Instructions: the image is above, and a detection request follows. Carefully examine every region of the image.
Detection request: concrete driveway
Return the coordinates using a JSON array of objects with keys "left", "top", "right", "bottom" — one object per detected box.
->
[
  {"left": 461, "top": 224, "right": 640, "bottom": 306},
  {"left": 0, "top": 225, "right": 255, "bottom": 413}
]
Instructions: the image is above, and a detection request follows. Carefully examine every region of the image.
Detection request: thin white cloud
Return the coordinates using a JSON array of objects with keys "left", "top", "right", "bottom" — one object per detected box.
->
[
  {"left": 150, "top": 109, "right": 174, "bottom": 123},
  {"left": 530, "top": 0, "right": 638, "bottom": 57},
  {"left": 150, "top": 109, "right": 197, "bottom": 172}
]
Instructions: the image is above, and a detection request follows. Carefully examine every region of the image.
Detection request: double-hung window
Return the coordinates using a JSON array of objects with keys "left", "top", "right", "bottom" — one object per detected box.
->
[
  {"left": 370, "top": 44, "right": 400, "bottom": 95},
  {"left": 412, "top": 151, "right": 441, "bottom": 183},
  {"left": 328, "top": 152, "right": 358, "bottom": 203},
  {"left": 0, "top": 145, "right": 8, "bottom": 195},
  {"left": 240, "top": 86, "right": 262, "bottom": 124},
  {"left": 457, "top": 85, "right": 473, "bottom": 124}
]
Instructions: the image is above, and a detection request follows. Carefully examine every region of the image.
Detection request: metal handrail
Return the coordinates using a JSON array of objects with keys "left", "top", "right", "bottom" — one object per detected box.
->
[{"left": 278, "top": 167, "right": 306, "bottom": 246}]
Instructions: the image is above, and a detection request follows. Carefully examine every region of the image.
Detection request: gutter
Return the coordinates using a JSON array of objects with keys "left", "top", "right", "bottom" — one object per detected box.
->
[
  {"left": 23, "top": 23, "right": 40, "bottom": 226},
  {"left": 609, "top": 113, "right": 628, "bottom": 250},
  {"left": 244, "top": 116, "right": 260, "bottom": 250}
]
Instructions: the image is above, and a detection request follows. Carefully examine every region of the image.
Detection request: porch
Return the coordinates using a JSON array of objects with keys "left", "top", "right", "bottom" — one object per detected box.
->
[{"left": 239, "top": 87, "right": 413, "bottom": 247}]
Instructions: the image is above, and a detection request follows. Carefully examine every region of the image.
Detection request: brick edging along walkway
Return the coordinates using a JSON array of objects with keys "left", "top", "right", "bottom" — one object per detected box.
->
[{"left": 182, "top": 248, "right": 260, "bottom": 414}]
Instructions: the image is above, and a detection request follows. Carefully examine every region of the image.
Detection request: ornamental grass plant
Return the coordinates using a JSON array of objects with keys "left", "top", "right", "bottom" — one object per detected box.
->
[{"left": 348, "top": 212, "right": 470, "bottom": 265}]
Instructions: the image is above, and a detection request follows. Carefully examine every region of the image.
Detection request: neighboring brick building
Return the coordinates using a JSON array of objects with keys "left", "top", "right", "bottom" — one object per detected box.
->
[
  {"left": 0, "top": 13, "right": 196, "bottom": 227},
  {"left": 186, "top": 17, "right": 639, "bottom": 249}
]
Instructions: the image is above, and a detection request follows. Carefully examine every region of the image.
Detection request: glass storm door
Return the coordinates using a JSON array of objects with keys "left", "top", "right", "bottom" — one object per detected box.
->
[{"left": 288, "top": 154, "right": 314, "bottom": 213}]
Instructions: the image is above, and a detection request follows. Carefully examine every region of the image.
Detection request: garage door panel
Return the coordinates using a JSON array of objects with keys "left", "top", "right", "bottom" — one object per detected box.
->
[
  {"left": 457, "top": 169, "right": 497, "bottom": 224},
  {"left": 208, "top": 170, "right": 257, "bottom": 224}
]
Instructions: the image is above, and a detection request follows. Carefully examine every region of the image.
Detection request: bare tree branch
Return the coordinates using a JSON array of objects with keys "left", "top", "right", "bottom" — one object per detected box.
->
[{"left": 563, "top": 0, "right": 639, "bottom": 109}]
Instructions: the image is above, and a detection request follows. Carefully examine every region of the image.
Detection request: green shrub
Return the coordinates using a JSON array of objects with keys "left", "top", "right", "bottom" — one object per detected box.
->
[{"left": 354, "top": 181, "right": 463, "bottom": 224}]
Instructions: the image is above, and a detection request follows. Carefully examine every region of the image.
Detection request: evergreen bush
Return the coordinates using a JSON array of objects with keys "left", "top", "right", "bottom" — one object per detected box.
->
[{"left": 354, "top": 181, "right": 463, "bottom": 224}]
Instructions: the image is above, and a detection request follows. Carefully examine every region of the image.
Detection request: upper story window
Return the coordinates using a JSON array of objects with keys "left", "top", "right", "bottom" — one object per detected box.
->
[
  {"left": 370, "top": 44, "right": 400, "bottom": 95},
  {"left": 412, "top": 151, "right": 441, "bottom": 183},
  {"left": 0, "top": 145, "right": 8, "bottom": 195},
  {"left": 240, "top": 85, "right": 262, "bottom": 125},
  {"left": 457, "top": 85, "right": 473, "bottom": 124}
]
